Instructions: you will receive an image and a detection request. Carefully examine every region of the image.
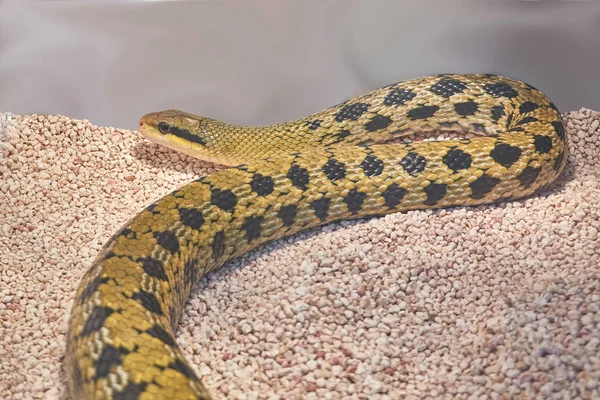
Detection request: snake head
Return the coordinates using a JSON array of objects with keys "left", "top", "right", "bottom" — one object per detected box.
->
[{"left": 138, "top": 109, "right": 214, "bottom": 159}]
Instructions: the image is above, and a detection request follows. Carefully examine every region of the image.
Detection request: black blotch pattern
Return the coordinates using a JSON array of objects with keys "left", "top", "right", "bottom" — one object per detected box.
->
[
  {"left": 146, "top": 325, "right": 176, "bottom": 347},
  {"left": 485, "top": 82, "right": 518, "bottom": 98},
  {"left": 443, "top": 149, "right": 473, "bottom": 171},
  {"left": 360, "top": 155, "right": 384, "bottom": 177},
  {"left": 154, "top": 231, "right": 179, "bottom": 254},
  {"left": 242, "top": 216, "right": 263, "bottom": 242},
  {"left": 169, "top": 126, "right": 206, "bottom": 146},
  {"left": 72, "top": 362, "right": 83, "bottom": 388},
  {"left": 81, "top": 306, "right": 114, "bottom": 336},
  {"left": 551, "top": 121, "right": 565, "bottom": 140},
  {"left": 519, "top": 101, "right": 540, "bottom": 114},
  {"left": 453, "top": 100, "right": 479, "bottom": 117},
  {"left": 534, "top": 135, "right": 553, "bottom": 154},
  {"left": 113, "top": 382, "right": 148, "bottom": 400},
  {"left": 491, "top": 105, "right": 505, "bottom": 122},
  {"left": 79, "top": 276, "right": 109, "bottom": 303},
  {"left": 287, "top": 165, "right": 310, "bottom": 190},
  {"left": 132, "top": 290, "right": 163, "bottom": 315},
  {"left": 518, "top": 166, "right": 541, "bottom": 187},
  {"left": 145, "top": 203, "right": 158, "bottom": 212},
  {"left": 322, "top": 158, "right": 346, "bottom": 181},
  {"left": 423, "top": 183, "right": 447, "bottom": 206},
  {"left": 211, "top": 231, "right": 226, "bottom": 260},
  {"left": 382, "top": 183, "right": 407, "bottom": 208},
  {"left": 430, "top": 78, "right": 467, "bottom": 97},
  {"left": 95, "top": 345, "right": 129, "bottom": 379},
  {"left": 305, "top": 119, "right": 322, "bottom": 130},
  {"left": 251, "top": 173, "right": 275, "bottom": 196},
  {"left": 384, "top": 88, "right": 417, "bottom": 106},
  {"left": 335, "top": 130, "right": 351, "bottom": 142},
  {"left": 407, "top": 105, "right": 439, "bottom": 120},
  {"left": 490, "top": 143, "right": 522, "bottom": 168},
  {"left": 119, "top": 228, "right": 133, "bottom": 238},
  {"left": 210, "top": 188, "right": 238, "bottom": 212},
  {"left": 344, "top": 188, "right": 366, "bottom": 214},
  {"left": 400, "top": 151, "right": 427, "bottom": 174},
  {"left": 169, "top": 359, "right": 198, "bottom": 380},
  {"left": 470, "top": 175, "right": 501, "bottom": 199},
  {"left": 311, "top": 198, "right": 331, "bottom": 221},
  {"left": 518, "top": 116, "right": 539, "bottom": 125},
  {"left": 278, "top": 204, "right": 298, "bottom": 226},
  {"left": 554, "top": 151, "right": 565, "bottom": 171},
  {"left": 178, "top": 208, "right": 205, "bottom": 230},
  {"left": 365, "top": 115, "right": 393, "bottom": 132},
  {"left": 141, "top": 257, "right": 168, "bottom": 281},
  {"left": 335, "top": 103, "right": 370, "bottom": 122}
]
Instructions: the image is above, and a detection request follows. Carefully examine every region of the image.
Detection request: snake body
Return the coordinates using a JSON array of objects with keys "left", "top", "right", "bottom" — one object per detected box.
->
[{"left": 66, "top": 74, "right": 567, "bottom": 399}]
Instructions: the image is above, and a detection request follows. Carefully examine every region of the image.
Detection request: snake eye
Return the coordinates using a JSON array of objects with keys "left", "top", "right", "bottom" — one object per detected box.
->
[{"left": 157, "top": 122, "right": 170, "bottom": 134}]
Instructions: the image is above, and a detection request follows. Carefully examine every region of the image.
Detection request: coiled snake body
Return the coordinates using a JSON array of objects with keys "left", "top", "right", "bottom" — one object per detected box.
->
[{"left": 66, "top": 74, "right": 567, "bottom": 399}]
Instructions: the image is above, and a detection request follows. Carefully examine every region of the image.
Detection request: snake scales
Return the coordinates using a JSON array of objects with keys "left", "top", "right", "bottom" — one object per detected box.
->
[{"left": 66, "top": 74, "right": 567, "bottom": 399}]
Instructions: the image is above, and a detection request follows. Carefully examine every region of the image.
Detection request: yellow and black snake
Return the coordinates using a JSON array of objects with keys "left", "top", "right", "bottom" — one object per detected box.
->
[{"left": 65, "top": 74, "right": 567, "bottom": 399}]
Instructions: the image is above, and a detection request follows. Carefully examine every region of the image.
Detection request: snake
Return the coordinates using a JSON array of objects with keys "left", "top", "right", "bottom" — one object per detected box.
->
[{"left": 65, "top": 74, "right": 567, "bottom": 399}]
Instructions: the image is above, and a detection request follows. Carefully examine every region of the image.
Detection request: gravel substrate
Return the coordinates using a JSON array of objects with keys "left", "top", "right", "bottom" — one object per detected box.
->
[{"left": 1, "top": 109, "right": 599, "bottom": 400}]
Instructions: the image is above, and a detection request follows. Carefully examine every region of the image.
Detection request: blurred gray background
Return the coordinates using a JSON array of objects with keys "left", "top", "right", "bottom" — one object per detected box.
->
[{"left": 0, "top": 0, "right": 598, "bottom": 130}]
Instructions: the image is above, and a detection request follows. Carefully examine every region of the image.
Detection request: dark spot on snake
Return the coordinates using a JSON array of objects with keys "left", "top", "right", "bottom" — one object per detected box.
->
[
  {"left": 335, "top": 129, "right": 352, "bottom": 142},
  {"left": 490, "top": 143, "right": 522, "bottom": 168},
  {"left": 178, "top": 208, "right": 205, "bottom": 230},
  {"left": 141, "top": 257, "right": 168, "bottom": 281},
  {"left": 211, "top": 188, "right": 238, "bottom": 212},
  {"left": 360, "top": 154, "right": 384, "bottom": 177},
  {"left": 407, "top": 105, "right": 439, "bottom": 120},
  {"left": 113, "top": 382, "right": 148, "bottom": 400},
  {"left": 94, "top": 345, "right": 129, "bottom": 379},
  {"left": 534, "top": 135, "right": 553, "bottom": 154},
  {"left": 278, "top": 204, "right": 298, "bottom": 226},
  {"left": 365, "top": 115, "right": 392, "bottom": 132},
  {"left": 443, "top": 149, "right": 473, "bottom": 171},
  {"left": 132, "top": 290, "right": 163, "bottom": 315},
  {"left": 470, "top": 174, "right": 501, "bottom": 199},
  {"left": 430, "top": 78, "right": 467, "bottom": 98},
  {"left": 168, "top": 125, "right": 206, "bottom": 146},
  {"left": 154, "top": 230, "right": 179, "bottom": 254},
  {"left": 344, "top": 188, "right": 367, "bottom": 214},
  {"left": 485, "top": 82, "right": 518, "bottom": 98},
  {"left": 311, "top": 197, "right": 331, "bottom": 221},
  {"left": 184, "top": 258, "right": 197, "bottom": 288},
  {"left": 169, "top": 359, "right": 199, "bottom": 380},
  {"left": 79, "top": 276, "right": 109, "bottom": 304},
  {"left": 519, "top": 101, "right": 540, "bottom": 114},
  {"left": 322, "top": 158, "right": 346, "bottom": 181},
  {"left": 491, "top": 105, "right": 505, "bottom": 122},
  {"left": 400, "top": 151, "right": 427, "bottom": 174},
  {"left": 548, "top": 101, "right": 560, "bottom": 114},
  {"left": 518, "top": 116, "right": 539, "bottom": 125},
  {"left": 454, "top": 100, "right": 479, "bottom": 117},
  {"left": 423, "top": 183, "right": 447, "bottom": 206},
  {"left": 305, "top": 119, "right": 322, "bottom": 130},
  {"left": 383, "top": 88, "right": 416, "bottom": 107},
  {"left": 72, "top": 362, "right": 83, "bottom": 389},
  {"left": 146, "top": 325, "right": 176, "bottom": 347},
  {"left": 119, "top": 228, "right": 133, "bottom": 238},
  {"left": 211, "top": 230, "right": 226, "bottom": 260},
  {"left": 251, "top": 173, "right": 275, "bottom": 196},
  {"left": 335, "top": 102, "right": 370, "bottom": 122},
  {"left": 242, "top": 215, "right": 263, "bottom": 242},
  {"left": 81, "top": 306, "right": 114, "bottom": 336},
  {"left": 518, "top": 166, "right": 542, "bottom": 187},
  {"left": 286, "top": 164, "right": 309, "bottom": 190},
  {"left": 552, "top": 120, "right": 565, "bottom": 140},
  {"left": 382, "top": 183, "right": 407, "bottom": 208}
]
